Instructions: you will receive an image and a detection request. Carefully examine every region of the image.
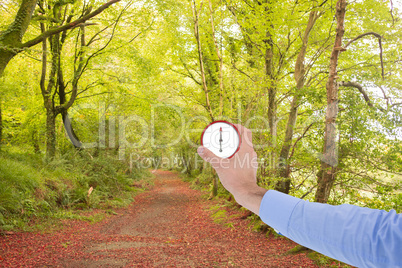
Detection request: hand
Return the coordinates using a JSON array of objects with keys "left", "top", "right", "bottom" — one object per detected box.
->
[{"left": 197, "top": 124, "right": 267, "bottom": 215}]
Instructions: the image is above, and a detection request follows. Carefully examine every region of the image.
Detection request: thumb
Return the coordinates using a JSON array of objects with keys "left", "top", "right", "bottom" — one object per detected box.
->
[{"left": 197, "top": 146, "right": 222, "bottom": 167}]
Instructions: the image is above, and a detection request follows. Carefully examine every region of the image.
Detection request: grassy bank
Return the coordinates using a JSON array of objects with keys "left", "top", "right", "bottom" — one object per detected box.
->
[{"left": 0, "top": 147, "right": 152, "bottom": 232}]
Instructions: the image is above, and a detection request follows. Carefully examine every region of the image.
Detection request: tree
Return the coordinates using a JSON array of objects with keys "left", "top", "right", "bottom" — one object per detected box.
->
[
  {"left": 0, "top": 0, "right": 122, "bottom": 155},
  {"left": 190, "top": 0, "right": 215, "bottom": 121},
  {"left": 0, "top": 99, "right": 2, "bottom": 149},
  {"left": 315, "top": 0, "right": 347, "bottom": 203},
  {"left": 276, "top": 9, "right": 320, "bottom": 193}
]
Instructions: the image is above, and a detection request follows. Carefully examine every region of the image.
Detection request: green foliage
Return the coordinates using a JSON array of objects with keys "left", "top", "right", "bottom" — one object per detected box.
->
[
  {"left": 307, "top": 251, "right": 351, "bottom": 267},
  {"left": 209, "top": 204, "right": 235, "bottom": 229}
]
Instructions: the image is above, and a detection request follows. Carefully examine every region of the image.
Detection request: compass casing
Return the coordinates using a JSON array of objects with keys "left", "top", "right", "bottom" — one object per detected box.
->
[{"left": 200, "top": 121, "right": 241, "bottom": 159}]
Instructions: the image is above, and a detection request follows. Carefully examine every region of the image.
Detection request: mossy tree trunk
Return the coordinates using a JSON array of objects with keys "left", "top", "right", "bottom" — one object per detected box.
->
[
  {"left": 0, "top": 100, "right": 3, "bottom": 150},
  {"left": 45, "top": 106, "right": 57, "bottom": 158},
  {"left": 0, "top": 0, "right": 37, "bottom": 76}
]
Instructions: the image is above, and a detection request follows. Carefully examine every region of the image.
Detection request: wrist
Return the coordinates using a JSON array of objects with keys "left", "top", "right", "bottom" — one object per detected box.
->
[{"left": 233, "top": 186, "right": 268, "bottom": 215}]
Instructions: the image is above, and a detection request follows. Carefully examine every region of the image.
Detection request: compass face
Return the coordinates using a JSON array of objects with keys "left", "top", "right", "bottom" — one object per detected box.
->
[{"left": 201, "top": 121, "right": 241, "bottom": 159}]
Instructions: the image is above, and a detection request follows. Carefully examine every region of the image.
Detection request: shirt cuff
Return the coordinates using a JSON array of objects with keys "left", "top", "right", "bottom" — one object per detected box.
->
[{"left": 259, "top": 190, "right": 302, "bottom": 237}]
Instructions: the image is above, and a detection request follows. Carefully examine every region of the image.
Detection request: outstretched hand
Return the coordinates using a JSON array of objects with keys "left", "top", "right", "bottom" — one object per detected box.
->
[{"left": 197, "top": 124, "right": 267, "bottom": 215}]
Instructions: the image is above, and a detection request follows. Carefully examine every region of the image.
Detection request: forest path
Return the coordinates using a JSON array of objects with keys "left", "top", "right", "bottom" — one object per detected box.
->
[{"left": 0, "top": 170, "right": 317, "bottom": 267}]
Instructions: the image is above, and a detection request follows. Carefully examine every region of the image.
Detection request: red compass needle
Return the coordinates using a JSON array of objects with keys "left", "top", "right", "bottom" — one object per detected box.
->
[{"left": 219, "top": 127, "right": 223, "bottom": 152}]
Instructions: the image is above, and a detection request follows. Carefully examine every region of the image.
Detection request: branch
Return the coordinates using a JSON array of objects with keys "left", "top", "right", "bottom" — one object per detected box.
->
[
  {"left": 76, "top": 79, "right": 103, "bottom": 96},
  {"left": 59, "top": 24, "right": 86, "bottom": 111},
  {"left": 86, "top": 21, "right": 116, "bottom": 46},
  {"left": 351, "top": 152, "right": 402, "bottom": 176},
  {"left": 78, "top": 1, "right": 137, "bottom": 76},
  {"left": 300, "top": 184, "right": 317, "bottom": 200},
  {"left": 339, "top": 81, "right": 386, "bottom": 112},
  {"left": 167, "top": 66, "right": 201, "bottom": 85},
  {"left": 76, "top": 91, "right": 114, "bottom": 100},
  {"left": 389, "top": 0, "right": 395, "bottom": 27},
  {"left": 231, "top": 61, "right": 255, "bottom": 82},
  {"left": 60, "top": 7, "right": 75, "bottom": 44},
  {"left": 375, "top": 83, "right": 391, "bottom": 108},
  {"left": 344, "top": 32, "right": 381, "bottom": 48},
  {"left": 289, "top": 122, "right": 314, "bottom": 161},
  {"left": 344, "top": 32, "right": 384, "bottom": 79},
  {"left": 21, "top": 0, "right": 121, "bottom": 48},
  {"left": 391, "top": 102, "right": 402, "bottom": 107}
]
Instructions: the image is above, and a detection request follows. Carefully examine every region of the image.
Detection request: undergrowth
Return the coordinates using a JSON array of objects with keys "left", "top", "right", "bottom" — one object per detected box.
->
[{"left": 0, "top": 147, "right": 152, "bottom": 232}]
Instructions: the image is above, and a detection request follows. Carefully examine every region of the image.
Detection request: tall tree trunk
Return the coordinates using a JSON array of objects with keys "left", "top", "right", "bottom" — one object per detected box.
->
[
  {"left": 46, "top": 107, "right": 57, "bottom": 158},
  {"left": 315, "top": 0, "right": 347, "bottom": 203},
  {"left": 40, "top": 21, "right": 59, "bottom": 159},
  {"left": 0, "top": 100, "right": 2, "bottom": 150},
  {"left": 43, "top": 28, "right": 60, "bottom": 159},
  {"left": 191, "top": 0, "right": 215, "bottom": 122},
  {"left": 264, "top": 1, "right": 277, "bottom": 171},
  {"left": 208, "top": 0, "right": 224, "bottom": 117},
  {"left": 276, "top": 10, "right": 318, "bottom": 193},
  {"left": 191, "top": 0, "right": 218, "bottom": 196},
  {"left": 266, "top": 29, "right": 276, "bottom": 170}
]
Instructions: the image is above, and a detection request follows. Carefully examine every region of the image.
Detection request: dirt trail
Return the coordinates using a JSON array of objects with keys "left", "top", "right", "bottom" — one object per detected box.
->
[{"left": 0, "top": 170, "right": 318, "bottom": 267}]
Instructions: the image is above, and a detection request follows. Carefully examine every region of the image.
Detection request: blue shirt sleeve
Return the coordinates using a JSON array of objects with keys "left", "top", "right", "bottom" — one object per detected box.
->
[{"left": 259, "top": 190, "right": 402, "bottom": 268}]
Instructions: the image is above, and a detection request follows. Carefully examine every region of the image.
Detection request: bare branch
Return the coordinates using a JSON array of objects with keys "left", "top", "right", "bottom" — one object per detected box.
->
[
  {"left": 87, "top": 21, "right": 116, "bottom": 46},
  {"left": 231, "top": 61, "right": 255, "bottom": 82},
  {"left": 344, "top": 32, "right": 381, "bottom": 48},
  {"left": 289, "top": 122, "right": 314, "bottom": 161},
  {"left": 389, "top": 0, "right": 395, "bottom": 26},
  {"left": 344, "top": 32, "right": 384, "bottom": 79},
  {"left": 167, "top": 65, "right": 201, "bottom": 85},
  {"left": 391, "top": 102, "right": 402, "bottom": 107},
  {"left": 375, "top": 84, "right": 391, "bottom": 108},
  {"left": 339, "top": 81, "right": 386, "bottom": 112},
  {"left": 76, "top": 91, "right": 114, "bottom": 100}
]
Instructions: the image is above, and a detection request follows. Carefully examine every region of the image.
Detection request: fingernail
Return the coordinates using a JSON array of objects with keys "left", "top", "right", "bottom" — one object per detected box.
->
[{"left": 197, "top": 147, "right": 204, "bottom": 156}]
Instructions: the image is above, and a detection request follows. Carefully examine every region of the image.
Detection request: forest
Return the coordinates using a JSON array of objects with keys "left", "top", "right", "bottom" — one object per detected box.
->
[{"left": 0, "top": 0, "right": 401, "bottom": 266}]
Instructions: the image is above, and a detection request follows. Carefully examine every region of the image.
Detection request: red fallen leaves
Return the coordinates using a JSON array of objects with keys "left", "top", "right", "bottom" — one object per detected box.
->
[{"left": 0, "top": 170, "right": 320, "bottom": 267}]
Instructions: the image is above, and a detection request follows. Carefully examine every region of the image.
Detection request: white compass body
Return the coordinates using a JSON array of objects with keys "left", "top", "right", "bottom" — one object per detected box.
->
[{"left": 201, "top": 121, "right": 241, "bottom": 159}]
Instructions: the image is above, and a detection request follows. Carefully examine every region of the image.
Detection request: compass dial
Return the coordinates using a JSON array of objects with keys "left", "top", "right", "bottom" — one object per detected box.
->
[{"left": 201, "top": 121, "right": 241, "bottom": 159}]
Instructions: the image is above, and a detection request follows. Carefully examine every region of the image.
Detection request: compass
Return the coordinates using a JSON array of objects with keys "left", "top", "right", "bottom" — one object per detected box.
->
[{"left": 200, "top": 121, "right": 241, "bottom": 159}]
